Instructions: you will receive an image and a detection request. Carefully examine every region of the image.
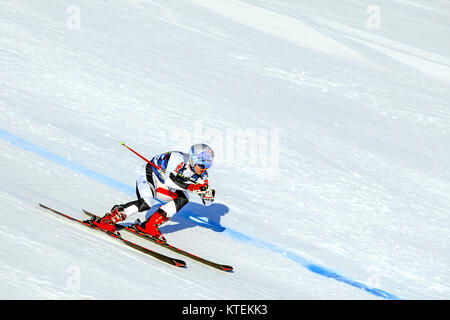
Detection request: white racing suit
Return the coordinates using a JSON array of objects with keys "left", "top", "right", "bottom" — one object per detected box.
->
[{"left": 120, "top": 151, "right": 211, "bottom": 220}]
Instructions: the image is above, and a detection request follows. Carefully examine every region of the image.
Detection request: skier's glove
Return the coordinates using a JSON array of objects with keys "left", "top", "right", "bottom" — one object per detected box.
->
[
  {"left": 187, "top": 181, "right": 209, "bottom": 194},
  {"left": 201, "top": 189, "right": 215, "bottom": 206}
]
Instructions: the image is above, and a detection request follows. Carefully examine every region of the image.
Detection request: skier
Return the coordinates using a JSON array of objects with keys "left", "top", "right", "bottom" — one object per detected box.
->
[{"left": 89, "top": 143, "right": 215, "bottom": 242}]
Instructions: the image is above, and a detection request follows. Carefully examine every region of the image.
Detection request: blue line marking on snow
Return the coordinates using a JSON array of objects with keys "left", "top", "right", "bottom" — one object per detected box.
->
[
  {"left": 0, "top": 128, "right": 400, "bottom": 300},
  {"left": 0, "top": 129, "right": 134, "bottom": 195},
  {"left": 223, "top": 228, "right": 399, "bottom": 299}
]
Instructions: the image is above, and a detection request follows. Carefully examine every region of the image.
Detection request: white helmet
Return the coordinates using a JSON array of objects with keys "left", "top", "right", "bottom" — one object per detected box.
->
[{"left": 188, "top": 144, "right": 214, "bottom": 169}]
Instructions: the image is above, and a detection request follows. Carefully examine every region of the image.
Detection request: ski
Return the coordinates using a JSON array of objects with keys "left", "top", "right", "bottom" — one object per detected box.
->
[
  {"left": 38, "top": 204, "right": 186, "bottom": 268},
  {"left": 83, "top": 210, "right": 233, "bottom": 272}
]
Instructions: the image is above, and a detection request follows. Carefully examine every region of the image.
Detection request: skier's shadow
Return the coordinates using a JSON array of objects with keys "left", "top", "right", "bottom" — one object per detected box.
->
[{"left": 158, "top": 202, "right": 229, "bottom": 235}]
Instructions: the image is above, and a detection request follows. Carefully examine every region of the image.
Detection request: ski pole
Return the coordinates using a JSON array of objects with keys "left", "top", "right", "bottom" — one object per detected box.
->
[{"left": 120, "top": 141, "right": 162, "bottom": 172}]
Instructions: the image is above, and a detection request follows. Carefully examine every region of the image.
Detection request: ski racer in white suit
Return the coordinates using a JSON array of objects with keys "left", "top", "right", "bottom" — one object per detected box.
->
[{"left": 90, "top": 144, "right": 215, "bottom": 241}]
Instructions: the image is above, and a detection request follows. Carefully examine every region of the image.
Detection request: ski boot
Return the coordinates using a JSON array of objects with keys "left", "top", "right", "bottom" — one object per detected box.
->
[
  {"left": 89, "top": 206, "right": 127, "bottom": 236},
  {"left": 134, "top": 209, "right": 169, "bottom": 242}
]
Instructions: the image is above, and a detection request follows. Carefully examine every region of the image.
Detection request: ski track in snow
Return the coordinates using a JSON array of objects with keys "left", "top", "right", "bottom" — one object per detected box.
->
[
  {"left": 1, "top": 0, "right": 449, "bottom": 300},
  {"left": 0, "top": 128, "right": 398, "bottom": 299}
]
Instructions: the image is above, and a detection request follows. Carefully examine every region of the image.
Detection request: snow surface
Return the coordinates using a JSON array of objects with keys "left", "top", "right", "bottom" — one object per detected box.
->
[{"left": 1, "top": 0, "right": 449, "bottom": 300}]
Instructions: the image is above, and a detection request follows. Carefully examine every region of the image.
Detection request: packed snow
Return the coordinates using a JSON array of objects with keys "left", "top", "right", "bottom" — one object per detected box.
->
[{"left": 1, "top": 0, "right": 449, "bottom": 300}]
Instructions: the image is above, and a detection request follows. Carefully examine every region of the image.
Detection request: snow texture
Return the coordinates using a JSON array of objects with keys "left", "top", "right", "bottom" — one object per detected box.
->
[{"left": 0, "top": 0, "right": 449, "bottom": 300}]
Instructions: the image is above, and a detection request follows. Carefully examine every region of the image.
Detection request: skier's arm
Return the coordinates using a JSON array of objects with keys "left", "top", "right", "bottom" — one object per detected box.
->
[
  {"left": 170, "top": 169, "right": 215, "bottom": 206},
  {"left": 168, "top": 172, "right": 191, "bottom": 189},
  {"left": 186, "top": 179, "right": 209, "bottom": 194},
  {"left": 168, "top": 171, "right": 209, "bottom": 194}
]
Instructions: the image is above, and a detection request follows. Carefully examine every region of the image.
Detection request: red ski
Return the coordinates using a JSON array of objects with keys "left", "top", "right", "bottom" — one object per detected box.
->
[
  {"left": 83, "top": 209, "right": 233, "bottom": 272},
  {"left": 38, "top": 204, "right": 186, "bottom": 268}
]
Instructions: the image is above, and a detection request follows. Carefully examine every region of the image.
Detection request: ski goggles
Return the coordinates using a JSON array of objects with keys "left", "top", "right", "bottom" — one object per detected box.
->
[
  {"left": 190, "top": 151, "right": 213, "bottom": 170},
  {"left": 196, "top": 161, "right": 212, "bottom": 170}
]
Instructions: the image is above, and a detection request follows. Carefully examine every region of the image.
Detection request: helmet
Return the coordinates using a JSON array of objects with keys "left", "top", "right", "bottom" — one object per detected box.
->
[{"left": 189, "top": 144, "right": 214, "bottom": 169}]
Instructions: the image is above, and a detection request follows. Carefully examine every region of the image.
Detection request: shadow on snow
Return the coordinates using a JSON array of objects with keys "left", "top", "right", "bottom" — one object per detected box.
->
[{"left": 159, "top": 202, "right": 229, "bottom": 235}]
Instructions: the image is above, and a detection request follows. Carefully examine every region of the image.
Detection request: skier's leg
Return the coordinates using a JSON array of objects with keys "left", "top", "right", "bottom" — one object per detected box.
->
[
  {"left": 91, "top": 165, "right": 155, "bottom": 233},
  {"left": 114, "top": 165, "right": 156, "bottom": 217},
  {"left": 157, "top": 188, "right": 190, "bottom": 218},
  {"left": 136, "top": 188, "right": 189, "bottom": 241}
]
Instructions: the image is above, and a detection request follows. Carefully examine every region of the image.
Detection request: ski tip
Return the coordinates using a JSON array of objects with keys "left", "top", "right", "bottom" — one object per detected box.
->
[
  {"left": 220, "top": 265, "right": 234, "bottom": 272},
  {"left": 174, "top": 259, "right": 187, "bottom": 268},
  {"left": 82, "top": 210, "right": 97, "bottom": 219}
]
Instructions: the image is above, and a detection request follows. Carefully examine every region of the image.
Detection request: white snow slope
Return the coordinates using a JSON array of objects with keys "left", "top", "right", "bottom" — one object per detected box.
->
[{"left": 1, "top": 0, "right": 449, "bottom": 300}]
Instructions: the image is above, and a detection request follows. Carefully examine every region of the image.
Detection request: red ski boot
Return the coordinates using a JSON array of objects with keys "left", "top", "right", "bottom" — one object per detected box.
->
[
  {"left": 90, "top": 206, "right": 127, "bottom": 235},
  {"left": 135, "top": 209, "right": 169, "bottom": 242}
]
